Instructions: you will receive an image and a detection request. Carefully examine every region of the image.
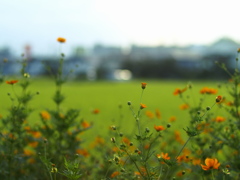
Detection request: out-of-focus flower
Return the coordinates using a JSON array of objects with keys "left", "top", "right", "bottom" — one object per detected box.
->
[
  {"left": 28, "top": 141, "right": 39, "bottom": 148},
  {"left": 6, "top": 80, "right": 18, "bottom": 85},
  {"left": 57, "top": 37, "right": 66, "bottom": 43},
  {"left": 215, "top": 116, "right": 225, "bottom": 123},
  {"left": 81, "top": 120, "right": 91, "bottom": 129},
  {"left": 169, "top": 116, "right": 176, "bottom": 122},
  {"left": 110, "top": 171, "right": 120, "bottom": 178},
  {"left": 141, "top": 82, "right": 147, "bottom": 89},
  {"left": 92, "top": 108, "right": 100, "bottom": 114},
  {"left": 155, "top": 109, "right": 161, "bottom": 119},
  {"left": 200, "top": 87, "right": 218, "bottom": 94},
  {"left": 173, "top": 87, "right": 187, "bottom": 95},
  {"left": 140, "top": 103, "right": 147, "bottom": 109},
  {"left": 179, "top": 104, "right": 189, "bottom": 110},
  {"left": 146, "top": 110, "right": 154, "bottom": 119},
  {"left": 76, "top": 149, "right": 89, "bottom": 157},
  {"left": 216, "top": 95, "right": 222, "bottom": 103},
  {"left": 40, "top": 111, "right": 51, "bottom": 120},
  {"left": 154, "top": 125, "right": 165, "bottom": 132}
]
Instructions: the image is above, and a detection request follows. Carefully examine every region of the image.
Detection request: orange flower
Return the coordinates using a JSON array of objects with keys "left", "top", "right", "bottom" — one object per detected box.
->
[
  {"left": 28, "top": 141, "right": 39, "bottom": 148},
  {"left": 6, "top": 80, "right": 18, "bottom": 85},
  {"left": 200, "top": 87, "right": 218, "bottom": 94},
  {"left": 122, "top": 137, "right": 130, "bottom": 145},
  {"left": 81, "top": 120, "right": 91, "bottom": 129},
  {"left": 173, "top": 87, "right": 187, "bottom": 95},
  {"left": 23, "top": 148, "right": 35, "bottom": 156},
  {"left": 92, "top": 108, "right": 100, "bottom": 114},
  {"left": 141, "top": 82, "right": 147, "bottom": 89},
  {"left": 201, "top": 158, "right": 220, "bottom": 171},
  {"left": 57, "top": 37, "right": 66, "bottom": 43},
  {"left": 169, "top": 116, "right": 176, "bottom": 122},
  {"left": 29, "top": 131, "right": 42, "bottom": 138},
  {"left": 175, "top": 130, "right": 184, "bottom": 144},
  {"left": 24, "top": 126, "right": 31, "bottom": 132},
  {"left": 145, "top": 110, "right": 154, "bottom": 119},
  {"left": 215, "top": 116, "right": 225, "bottom": 123},
  {"left": 192, "top": 158, "right": 201, "bottom": 166},
  {"left": 110, "top": 171, "right": 120, "bottom": 178},
  {"left": 40, "top": 111, "right": 51, "bottom": 120},
  {"left": 179, "top": 104, "right": 189, "bottom": 110},
  {"left": 154, "top": 125, "right": 165, "bottom": 132},
  {"left": 76, "top": 149, "right": 89, "bottom": 157},
  {"left": 140, "top": 103, "right": 147, "bottom": 109},
  {"left": 216, "top": 95, "right": 222, "bottom": 103},
  {"left": 155, "top": 109, "right": 161, "bottom": 119},
  {"left": 157, "top": 152, "right": 170, "bottom": 160}
]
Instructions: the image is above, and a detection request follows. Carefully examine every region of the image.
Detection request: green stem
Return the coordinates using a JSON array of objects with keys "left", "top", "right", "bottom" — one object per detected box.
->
[
  {"left": 211, "top": 169, "right": 215, "bottom": 180},
  {"left": 157, "top": 165, "right": 163, "bottom": 180},
  {"left": 175, "top": 137, "right": 191, "bottom": 160}
]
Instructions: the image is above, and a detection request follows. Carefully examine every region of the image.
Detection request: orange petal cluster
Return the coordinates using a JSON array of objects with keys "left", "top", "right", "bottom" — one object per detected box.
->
[
  {"left": 40, "top": 111, "right": 51, "bottom": 120},
  {"left": 157, "top": 152, "right": 170, "bottom": 160},
  {"left": 173, "top": 87, "right": 187, "bottom": 95},
  {"left": 200, "top": 87, "right": 218, "bottom": 94},
  {"left": 57, "top": 37, "right": 66, "bottom": 43},
  {"left": 154, "top": 125, "right": 165, "bottom": 132},
  {"left": 140, "top": 103, "right": 147, "bottom": 109},
  {"left": 201, "top": 158, "right": 220, "bottom": 170},
  {"left": 6, "top": 80, "right": 18, "bottom": 85},
  {"left": 215, "top": 116, "right": 225, "bottom": 123}
]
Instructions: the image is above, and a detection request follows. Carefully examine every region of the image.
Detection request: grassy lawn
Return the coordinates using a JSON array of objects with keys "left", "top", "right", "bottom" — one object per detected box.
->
[{"left": 1, "top": 78, "right": 226, "bottom": 140}]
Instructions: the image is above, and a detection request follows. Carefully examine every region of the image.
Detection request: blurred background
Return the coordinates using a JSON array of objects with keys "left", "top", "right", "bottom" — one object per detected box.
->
[{"left": 1, "top": 0, "right": 240, "bottom": 80}]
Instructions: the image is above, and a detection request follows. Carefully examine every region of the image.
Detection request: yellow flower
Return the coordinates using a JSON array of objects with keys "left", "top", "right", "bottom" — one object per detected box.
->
[
  {"left": 57, "top": 37, "right": 66, "bottom": 43},
  {"left": 201, "top": 158, "right": 220, "bottom": 171}
]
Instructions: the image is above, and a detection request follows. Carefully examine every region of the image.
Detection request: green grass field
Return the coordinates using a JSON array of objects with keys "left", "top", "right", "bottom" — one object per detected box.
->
[{"left": 0, "top": 78, "right": 227, "bottom": 140}]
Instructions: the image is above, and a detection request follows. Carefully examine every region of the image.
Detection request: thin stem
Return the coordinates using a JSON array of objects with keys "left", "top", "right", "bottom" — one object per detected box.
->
[
  {"left": 157, "top": 165, "right": 163, "bottom": 180},
  {"left": 163, "top": 166, "right": 171, "bottom": 180},
  {"left": 124, "top": 149, "right": 145, "bottom": 178},
  {"left": 211, "top": 169, "right": 215, "bottom": 180},
  {"left": 104, "top": 164, "right": 112, "bottom": 178},
  {"left": 175, "top": 137, "right": 191, "bottom": 160},
  {"left": 139, "top": 89, "right": 144, "bottom": 103}
]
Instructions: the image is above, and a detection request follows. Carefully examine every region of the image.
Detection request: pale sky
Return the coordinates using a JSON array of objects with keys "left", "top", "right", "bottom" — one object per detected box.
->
[{"left": 1, "top": 0, "right": 240, "bottom": 56}]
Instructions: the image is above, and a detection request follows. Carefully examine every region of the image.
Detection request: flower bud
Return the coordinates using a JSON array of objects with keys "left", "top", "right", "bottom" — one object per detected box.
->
[
  {"left": 216, "top": 95, "right": 222, "bottom": 103},
  {"left": 141, "top": 82, "right": 147, "bottom": 89},
  {"left": 111, "top": 137, "right": 116, "bottom": 143}
]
